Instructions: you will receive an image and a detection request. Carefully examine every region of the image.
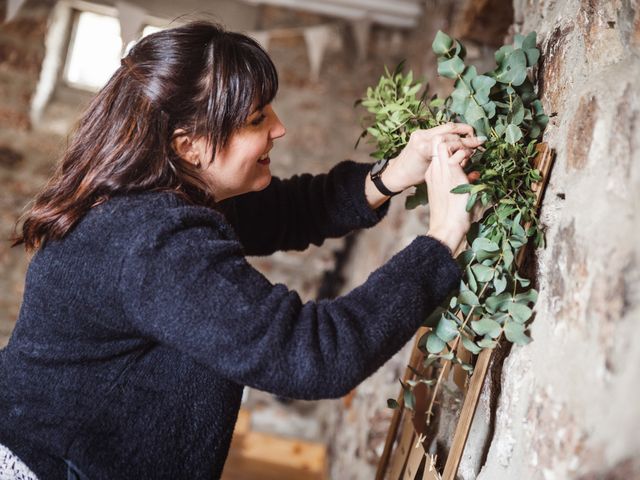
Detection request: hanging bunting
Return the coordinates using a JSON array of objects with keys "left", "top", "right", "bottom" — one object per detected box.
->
[
  {"left": 116, "top": 1, "right": 147, "bottom": 52},
  {"left": 303, "top": 25, "right": 332, "bottom": 82},
  {"left": 350, "top": 17, "right": 372, "bottom": 62},
  {"left": 5, "top": 0, "right": 27, "bottom": 23},
  {"left": 248, "top": 31, "right": 271, "bottom": 51}
]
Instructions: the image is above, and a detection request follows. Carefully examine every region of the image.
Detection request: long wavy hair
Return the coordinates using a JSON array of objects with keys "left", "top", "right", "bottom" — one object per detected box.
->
[{"left": 12, "top": 21, "right": 278, "bottom": 252}]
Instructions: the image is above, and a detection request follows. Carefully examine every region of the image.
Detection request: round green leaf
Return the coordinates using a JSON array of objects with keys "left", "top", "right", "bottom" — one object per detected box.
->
[
  {"left": 471, "top": 264, "right": 495, "bottom": 282},
  {"left": 504, "top": 321, "right": 532, "bottom": 345},
  {"left": 505, "top": 124, "right": 523, "bottom": 144},
  {"left": 426, "top": 332, "right": 446, "bottom": 353},
  {"left": 508, "top": 301, "right": 533, "bottom": 323},
  {"left": 461, "top": 335, "right": 482, "bottom": 355},
  {"left": 458, "top": 289, "right": 480, "bottom": 306},
  {"left": 493, "top": 274, "right": 507, "bottom": 294},
  {"left": 472, "top": 237, "right": 500, "bottom": 253},
  {"left": 435, "top": 317, "right": 459, "bottom": 342},
  {"left": 438, "top": 56, "right": 465, "bottom": 79},
  {"left": 471, "top": 318, "right": 502, "bottom": 338},
  {"left": 432, "top": 30, "right": 454, "bottom": 55}
]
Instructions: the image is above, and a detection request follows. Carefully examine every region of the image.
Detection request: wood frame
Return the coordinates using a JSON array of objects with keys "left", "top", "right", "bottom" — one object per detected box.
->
[{"left": 376, "top": 144, "right": 555, "bottom": 480}]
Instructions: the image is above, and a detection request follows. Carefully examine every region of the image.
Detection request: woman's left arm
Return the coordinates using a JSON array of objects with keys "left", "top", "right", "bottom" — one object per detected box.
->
[{"left": 219, "top": 160, "right": 391, "bottom": 256}]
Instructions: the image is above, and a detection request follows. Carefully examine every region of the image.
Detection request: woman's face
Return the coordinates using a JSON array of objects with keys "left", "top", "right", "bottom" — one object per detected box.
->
[{"left": 196, "top": 103, "right": 286, "bottom": 202}]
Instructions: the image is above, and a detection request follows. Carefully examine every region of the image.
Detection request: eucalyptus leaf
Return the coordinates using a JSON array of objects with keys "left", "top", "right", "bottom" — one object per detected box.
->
[
  {"left": 426, "top": 332, "right": 446, "bottom": 353},
  {"left": 493, "top": 274, "right": 507, "bottom": 294},
  {"left": 432, "top": 30, "right": 454, "bottom": 55},
  {"left": 466, "top": 264, "right": 478, "bottom": 293},
  {"left": 504, "top": 321, "right": 532, "bottom": 345},
  {"left": 477, "top": 336, "right": 498, "bottom": 349},
  {"left": 508, "top": 301, "right": 533, "bottom": 323},
  {"left": 505, "top": 124, "right": 523, "bottom": 144},
  {"left": 472, "top": 237, "right": 500, "bottom": 253},
  {"left": 403, "top": 384, "right": 416, "bottom": 410},
  {"left": 435, "top": 317, "right": 459, "bottom": 342},
  {"left": 471, "top": 318, "right": 502, "bottom": 338},
  {"left": 515, "top": 288, "right": 538, "bottom": 304},
  {"left": 462, "top": 335, "right": 482, "bottom": 354},
  {"left": 458, "top": 289, "right": 480, "bottom": 306},
  {"left": 438, "top": 56, "right": 465, "bottom": 79},
  {"left": 471, "top": 264, "right": 495, "bottom": 282}
]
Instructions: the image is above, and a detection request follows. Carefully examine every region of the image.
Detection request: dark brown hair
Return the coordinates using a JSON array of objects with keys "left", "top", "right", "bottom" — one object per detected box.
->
[{"left": 12, "top": 21, "right": 278, "bottom": 252}]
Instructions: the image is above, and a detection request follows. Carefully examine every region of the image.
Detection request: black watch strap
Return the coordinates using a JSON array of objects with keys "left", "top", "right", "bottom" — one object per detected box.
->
[{"left": 372, "top": 174, "right": 402, "bottom": 197}]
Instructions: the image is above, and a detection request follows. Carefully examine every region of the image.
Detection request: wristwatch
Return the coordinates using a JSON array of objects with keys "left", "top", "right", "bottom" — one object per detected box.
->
[{"left": 370, "top": 158, "right": 402, "bottom": 197}]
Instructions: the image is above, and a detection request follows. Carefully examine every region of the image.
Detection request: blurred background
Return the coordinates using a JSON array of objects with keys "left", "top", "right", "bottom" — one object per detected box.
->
[{"left": 1, "top": 0, "right": 639, "bottom": 479}]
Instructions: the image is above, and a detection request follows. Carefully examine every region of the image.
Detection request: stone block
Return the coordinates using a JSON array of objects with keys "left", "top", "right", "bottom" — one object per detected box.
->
[
  {"left": 539, "top": 23, "right": 574, "bottom": 114},
  {"left": 579, "top": 0, "right": 625, "bottom": 68},
  {"left": 566, "top": 95, "right": 597, "bottom": 170}
]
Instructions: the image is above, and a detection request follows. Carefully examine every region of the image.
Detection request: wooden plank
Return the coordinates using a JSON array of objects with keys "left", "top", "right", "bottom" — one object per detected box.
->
[
  {"left": 234, "top": 408, "right": 251, "bottom": 436},
  {"left": 402, "top": 440, "right": 426, "bottom": 480},
  {"left": 223, "top": 430, "right": 327, "bottom": 480},
  {"left": 387, "top": 412, "right": 417, "bottom": 480},
  {"left": 422, "top": 454, "right": 442, "bottom": 480},
  {"left": 376, "top": 326, "right": 429, "bottom": 479},
  {"left": 440, "top": 349, "right": 492, "bottom": 480}
]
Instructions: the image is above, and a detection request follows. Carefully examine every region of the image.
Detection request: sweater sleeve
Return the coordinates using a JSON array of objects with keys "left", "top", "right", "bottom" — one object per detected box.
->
[
  {"left": 217, "top": 160, "right": 390, "bottom": 256},
  {"left": 119, "top": 207, "right": 461, "bottom": 400}
]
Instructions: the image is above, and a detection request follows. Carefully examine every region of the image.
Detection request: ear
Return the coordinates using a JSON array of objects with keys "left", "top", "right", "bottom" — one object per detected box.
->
[{"left": 171, "top": 129, "right": 202, "bottom": 167}]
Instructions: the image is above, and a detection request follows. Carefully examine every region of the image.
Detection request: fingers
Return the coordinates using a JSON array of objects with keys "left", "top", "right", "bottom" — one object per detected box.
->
[
  {"left": 441, "top": 134, "right": 484, "bottom": 149},
  {"left": 438, "top": 140, "right": 463, "bottom": 164},
  {"left": 426, "top": 122, "right": 475, "bottom": 137}
]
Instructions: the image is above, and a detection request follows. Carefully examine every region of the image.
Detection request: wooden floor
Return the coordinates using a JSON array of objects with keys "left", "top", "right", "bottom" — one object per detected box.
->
[{"left": 222, "top": 409, "right": 328, "bottom": 480}]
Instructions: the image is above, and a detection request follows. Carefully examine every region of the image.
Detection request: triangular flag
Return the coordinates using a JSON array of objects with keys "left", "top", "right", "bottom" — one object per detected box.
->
[
  {"left": 248, "top": 31, "right": 271, "bottom": 51},
  {"left": 116, "top": 1, "right": 147, "bottom": 52},
  {"left": 351, "top": 18, "right": 371, "bottom": 62},
  {"left": 303, "top": 25, "right": 332, "bottom": 82},
  {"left": 5, "top": 0, "right": 27, "bottom": 23}
]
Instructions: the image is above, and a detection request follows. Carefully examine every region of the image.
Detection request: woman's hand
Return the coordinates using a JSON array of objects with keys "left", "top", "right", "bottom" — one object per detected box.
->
[
  {"left": 425, "top": 140, "right": 478, "bottom": 254},
  {"left": 381, "top": 123, "right": 485, "bottom": 192}
]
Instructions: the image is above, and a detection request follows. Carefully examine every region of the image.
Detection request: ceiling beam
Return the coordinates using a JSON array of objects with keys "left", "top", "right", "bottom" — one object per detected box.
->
[{"left": 242, "top": 0, "right": 421, "bottom": 28}]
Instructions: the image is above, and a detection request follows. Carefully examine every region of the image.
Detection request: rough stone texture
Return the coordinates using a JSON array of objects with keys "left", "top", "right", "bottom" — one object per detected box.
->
[{"left": 472, "top": 1, "right": 640, "bottom": 479}]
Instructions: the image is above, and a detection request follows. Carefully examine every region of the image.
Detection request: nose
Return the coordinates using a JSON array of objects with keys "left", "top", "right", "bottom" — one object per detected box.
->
[{"left": 270, "top": 110, "right": 286, "bottom": 139}]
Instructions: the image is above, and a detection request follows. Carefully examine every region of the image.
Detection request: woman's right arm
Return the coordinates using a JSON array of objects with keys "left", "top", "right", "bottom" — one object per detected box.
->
[
  {"left": 119, "top": 141, "right": 473, "bottom": 400},
  {"left": 119, "top": 211, "right": 461, "bottom": 401}
]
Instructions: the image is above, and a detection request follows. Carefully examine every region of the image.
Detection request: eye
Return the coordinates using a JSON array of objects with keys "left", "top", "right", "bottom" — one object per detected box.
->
[{"left": 250, "top": 113, "right": 266, "bottom": 126}]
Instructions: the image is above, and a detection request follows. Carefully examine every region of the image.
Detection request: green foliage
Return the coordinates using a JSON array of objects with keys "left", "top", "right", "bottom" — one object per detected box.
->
[{"left": 358, "top": 32, "right": 549, "bottom": 409}]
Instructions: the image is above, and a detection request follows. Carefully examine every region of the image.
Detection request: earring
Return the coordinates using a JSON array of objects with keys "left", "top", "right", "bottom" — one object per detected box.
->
[{"left": 194, "top": 159, "right": 201, "bottom": 169}]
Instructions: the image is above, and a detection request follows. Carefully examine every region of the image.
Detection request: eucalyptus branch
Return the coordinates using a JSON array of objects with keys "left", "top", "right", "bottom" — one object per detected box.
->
[{"left": 357, "top": 31, "right": 548, "bottom": 418}]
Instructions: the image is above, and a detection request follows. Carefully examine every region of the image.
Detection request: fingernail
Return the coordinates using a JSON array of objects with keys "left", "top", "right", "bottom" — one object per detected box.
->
[{"left": 476, "top": 136, "right": 488, "bottom": 143}]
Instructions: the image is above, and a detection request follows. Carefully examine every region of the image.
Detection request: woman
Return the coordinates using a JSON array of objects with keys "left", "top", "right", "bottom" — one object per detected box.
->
[{"left": 0, "top": 21, "right": 482, "bottom": 479}]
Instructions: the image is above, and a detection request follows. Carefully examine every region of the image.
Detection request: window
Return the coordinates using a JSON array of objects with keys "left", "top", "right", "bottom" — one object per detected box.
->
[
  {"left": 63, "top": 6, "right": 166, "bottom": 91},
  {"left": 64, "top": 11, "right": 123, "bottom": 91}
]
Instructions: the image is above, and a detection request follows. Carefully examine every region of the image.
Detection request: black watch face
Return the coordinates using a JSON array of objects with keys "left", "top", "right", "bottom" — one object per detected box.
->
[{"left": 371, "top": 158, "right": 387, "bottom": 176}]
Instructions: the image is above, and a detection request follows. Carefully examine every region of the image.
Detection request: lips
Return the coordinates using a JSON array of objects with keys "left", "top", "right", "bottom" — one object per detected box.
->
[{"left": 258, "top": 150, "right": 271, "bottom": 165}]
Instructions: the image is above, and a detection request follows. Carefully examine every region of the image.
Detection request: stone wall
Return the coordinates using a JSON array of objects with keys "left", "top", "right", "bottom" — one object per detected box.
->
[
  {"left": 324, "top": 1, "right": 640, "bottom": 479},
  {"left": 475, "top": 1, "right": 640, "bottom": 478}
]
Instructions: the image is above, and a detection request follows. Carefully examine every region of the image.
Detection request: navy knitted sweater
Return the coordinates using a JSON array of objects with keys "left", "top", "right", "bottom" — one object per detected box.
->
[{"left": 0, "top": 160, "right": 461, "bottom": 479}]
